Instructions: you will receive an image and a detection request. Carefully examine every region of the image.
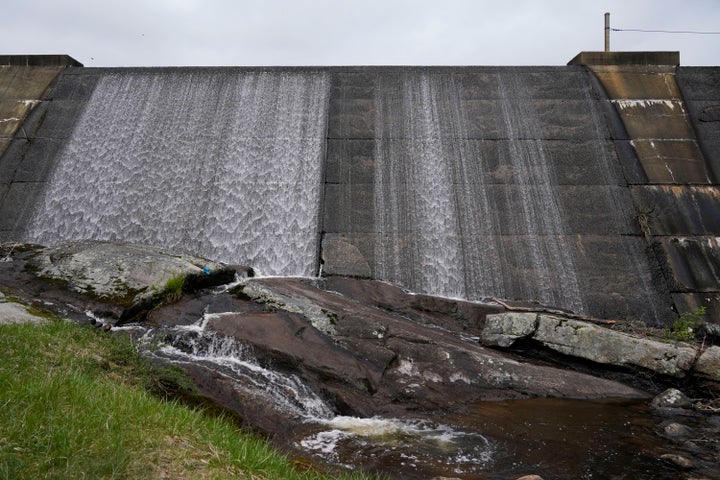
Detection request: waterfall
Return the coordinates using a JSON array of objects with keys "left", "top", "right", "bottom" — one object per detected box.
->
[
  {"left": 23, "top": 70, "right": 330, "bottom": 277},
  {"left": 139, "top": 314, "right": 334, "bottom": 420},
  {"left": 373, "top": 71, "right": 586, "bottom": 313},
  {"left": 495, "top": 73, "right": 585, "bottom": 313},
  {"left": 374, "top": 73, "right": 504, "bottom": 300}
]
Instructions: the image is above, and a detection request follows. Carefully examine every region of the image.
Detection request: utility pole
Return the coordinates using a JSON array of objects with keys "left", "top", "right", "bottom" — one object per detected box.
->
[{"left": 605, "top": 12, "right": 610, "bottom": 51}]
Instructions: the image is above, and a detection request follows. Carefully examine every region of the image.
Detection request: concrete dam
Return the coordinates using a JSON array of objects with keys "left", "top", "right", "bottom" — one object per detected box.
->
[{"left": 1, "top": 53, "right": 719, "bottom": 325}]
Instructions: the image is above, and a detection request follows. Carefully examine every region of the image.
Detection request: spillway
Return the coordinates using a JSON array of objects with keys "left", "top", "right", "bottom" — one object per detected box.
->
[
  {"left": 369, "top": 69, "right": 637, "bottom": 315},
  {"left": 23, "top": 69, "right": 330, "bottom": 276}
]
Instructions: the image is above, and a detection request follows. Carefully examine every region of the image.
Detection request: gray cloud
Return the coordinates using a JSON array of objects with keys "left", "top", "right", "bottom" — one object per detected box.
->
[{"left": 3, "top": 0, "right": 719, "bottom": 66}]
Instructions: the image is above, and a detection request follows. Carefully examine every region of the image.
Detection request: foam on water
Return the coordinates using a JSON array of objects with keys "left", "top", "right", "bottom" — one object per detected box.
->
[
  {"left": 24, "top": 70, "right": 330, "bottom": 277},
  {"left": 299, "top": 415, "right": 495, "bottom": 474}
]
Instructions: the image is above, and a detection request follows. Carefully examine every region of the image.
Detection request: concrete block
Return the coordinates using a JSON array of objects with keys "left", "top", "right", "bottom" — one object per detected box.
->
[
  {"left": 0, "top": 138, "right": 9, "bottom": 157},
  {"left": 484, "top": 185, "right": 636, "bottom": 235},
  {"left": 570, "top": 235, "right": 673, "bottom": 324},
  {"left": 0, "top": 183, "right": 9, "bottom": 203},
  {"left": 12, "top": 138, "right": 64, "bottom": 182},
  {"left": 689, "top": 101, "right": 720, "bottom": 144},
  {"left": 0, "top": 182, "right": 45, "bottom": 236},
  {"left": 325, "top": 139, "right": 375, "bottom": 184},
  {"left": 0, "top": 139, "right": 26, "bottom": 180},
  {"left": 0, "top": 100, "right": 35, "bottom": 137},
  {"left": 0, "top": 55, "right": 82, "bottom": 67},
  {"left": 321, "top": 233, "right": 376, "bottom": 277},
  {"left": 591, "top": 68, "right": 681, "bottom": 100},
  {"left": 656, "top": 237, "right": 720, "bottom": 292},
  {"left": 0, "top": 66, "right": 64, "bottom": 100},
  {"left": 320, "top": 234, "right": 371, "bottom": 277},
  {"left": 569, "top": 51, "right": 680, "bottom": 67},
  {"left": 47, "top": 72, "right": 101, "bottom": 100},
  {"left": 671, "top": 292, "right": 720, "bottom": 324},
  {"left": 676, "top": 67, "right": 720, "bottom": 101},
  {"left": 685, "top": 99, "right": 720, "bottom": 181},
  {"left": 613, "top": 140, "right": 648, "bottom": 184},
  {"left": 619, "top": 111, "right": 697, "bottom": 140},
  {"left": 30, "top": 99, "right": 89, "bottom": 139},
  {"left": 630, "top": 185, "right": 720, "bottom": 236},
  {"left": 696, "top": 139, "right": 720, "bottom": 183},
  {"left": 322, "top": 183, "right": 374, "bottom": 234},
  {"left": 630, "top": 139, "right": 712, "bottom": 184},
  {"left": 535, "top": 140, "right": 627, "bottom": 186},
  {"left": 327, "top": 98, "right": 374, "bottom": 139}
]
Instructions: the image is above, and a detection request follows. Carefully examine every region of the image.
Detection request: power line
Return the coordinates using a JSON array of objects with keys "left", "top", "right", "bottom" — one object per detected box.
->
[{"left": 612, "top": 27, "right": 720, "bottom": 35}]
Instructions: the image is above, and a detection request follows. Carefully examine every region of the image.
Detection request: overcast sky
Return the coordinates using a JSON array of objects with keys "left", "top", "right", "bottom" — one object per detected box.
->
[{"left": 4, "top": 0, "right": 720, "bottom": 67}]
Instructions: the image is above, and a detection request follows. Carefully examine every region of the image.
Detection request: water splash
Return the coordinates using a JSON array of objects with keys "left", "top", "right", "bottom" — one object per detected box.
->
[
  {"left": 299, "top": 415, "right": 495, "bottom": 475},
  {"left": 24, "top": 70, "right": 330, "bottom": 276},
  {"left": 141, "top": 313, "right": 334, "bottom": 420}
]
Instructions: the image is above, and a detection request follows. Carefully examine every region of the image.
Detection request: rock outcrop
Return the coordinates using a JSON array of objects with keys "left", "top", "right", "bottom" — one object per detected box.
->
[
  {"left": 480, "top": 311, "right": 719, "bottom": 383},
  {"left": 24, "top": 240, "right": 239, "bottom": 322},
  {"left": 3, "top": 240, "right": 720, "bottom": 479}
]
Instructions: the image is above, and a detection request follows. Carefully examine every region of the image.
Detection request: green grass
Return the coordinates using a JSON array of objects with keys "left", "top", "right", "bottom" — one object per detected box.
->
[{"left": 0, "top": 320, "right": 374, "bottom": 480}]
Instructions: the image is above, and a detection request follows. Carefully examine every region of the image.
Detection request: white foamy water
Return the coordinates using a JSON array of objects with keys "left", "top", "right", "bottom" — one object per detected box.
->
[
  {"left": 24, "top": 70, "right": 330, "bottom": 277},
  {"left": 373, "top": 71, "right": 586, "bottom": 313},
  {"left": 140, "top": 313, "right": 334, "bottom": 420},
  {"left": 300, "top": 415, "right": 495, "bottom": 473},
  {"left": 374, "top": 73, "right": 503, "bottom": 301}
]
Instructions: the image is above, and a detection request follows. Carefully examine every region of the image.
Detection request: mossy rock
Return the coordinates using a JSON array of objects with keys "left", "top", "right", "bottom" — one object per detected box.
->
[{"left": 26, "top": 240, "right": 238, "bottom": 323}]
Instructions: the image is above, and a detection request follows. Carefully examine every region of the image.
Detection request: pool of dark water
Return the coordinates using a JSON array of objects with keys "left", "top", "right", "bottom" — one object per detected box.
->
[{"left": 295, "top": 398, "right": 683, "bottom": 480}]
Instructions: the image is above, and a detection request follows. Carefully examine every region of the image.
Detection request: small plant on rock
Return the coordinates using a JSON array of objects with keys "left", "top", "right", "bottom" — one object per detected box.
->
[
  {"left": 149, "top": 273, "right": 185, "bottom": 306},
  {"left": 664, "top": 306, "right": 707, "bottom": 342}
]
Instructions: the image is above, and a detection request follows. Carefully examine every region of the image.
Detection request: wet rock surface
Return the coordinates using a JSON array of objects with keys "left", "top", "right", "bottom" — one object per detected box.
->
[
  {"left": 2, "top": 241, "right": 720, "bottom": 479},
  {"left": 1, "top": 241, "right": 238, "bottom": 322}
]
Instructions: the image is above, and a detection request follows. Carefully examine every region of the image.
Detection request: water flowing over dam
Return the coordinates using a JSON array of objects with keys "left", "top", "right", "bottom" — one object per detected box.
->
[
  {"left": 23, "top": 69, "right": 330, "bottom": 277},
  {"left": 3, "top": 55, "right": 719, "bottom": 324},
  {"left": 373, "top": 71, "right": 588, "bottom": 312}
]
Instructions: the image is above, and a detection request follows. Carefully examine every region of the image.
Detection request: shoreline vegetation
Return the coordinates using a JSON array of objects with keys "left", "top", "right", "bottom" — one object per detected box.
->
[{"left": 0, "top": 318, "right": 375, "bottom": 480}]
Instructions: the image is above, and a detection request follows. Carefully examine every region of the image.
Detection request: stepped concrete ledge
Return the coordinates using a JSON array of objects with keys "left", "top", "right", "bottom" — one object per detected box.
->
[
  {"left": 568, "top": 51, "right": 680, "bottom": 66},
  {"left": 0, "top": 54, "right": 83, "bottom": 67}
]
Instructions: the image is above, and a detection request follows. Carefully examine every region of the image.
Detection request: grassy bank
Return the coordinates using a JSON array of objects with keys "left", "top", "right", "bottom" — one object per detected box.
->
[{"left": 0, "top": 319, "right": 372, "bottom": 480}]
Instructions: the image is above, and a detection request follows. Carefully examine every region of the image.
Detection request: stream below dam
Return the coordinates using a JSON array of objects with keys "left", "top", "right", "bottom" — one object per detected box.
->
[{"left": 119, "top": 289, "right": 715, "bottom": 480}]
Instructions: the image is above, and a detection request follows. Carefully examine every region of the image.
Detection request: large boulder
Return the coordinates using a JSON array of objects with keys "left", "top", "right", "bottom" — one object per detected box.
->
[
  {"left": 26, "top": 240, "right": 238, "bottom": 322},
  {"left": 481, "top": 312, "right": 710, "bottom": 380},
  {"left": 696, "top": 346, "right": 720, "bottom": 380}
]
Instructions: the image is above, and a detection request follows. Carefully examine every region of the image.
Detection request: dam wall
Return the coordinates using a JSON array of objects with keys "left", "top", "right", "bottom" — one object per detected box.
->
[{"left": 1, "top": 55, "right": 718, "bottom": 324}]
